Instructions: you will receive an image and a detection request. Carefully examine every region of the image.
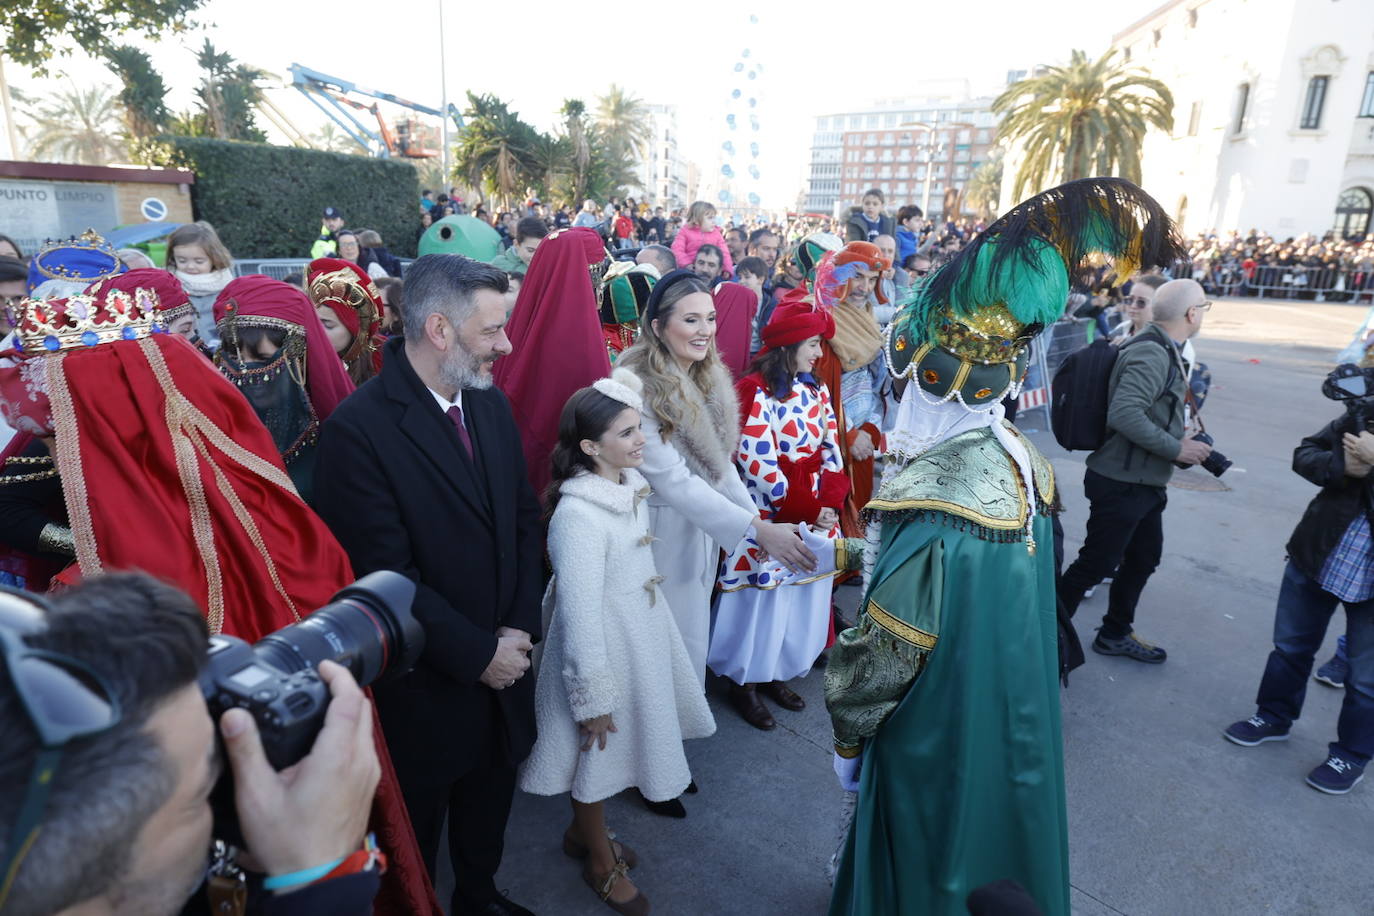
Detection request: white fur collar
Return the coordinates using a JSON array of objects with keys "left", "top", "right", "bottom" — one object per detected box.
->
[{"left": 559, "top": 467, "right": 650, "bottom": 515}]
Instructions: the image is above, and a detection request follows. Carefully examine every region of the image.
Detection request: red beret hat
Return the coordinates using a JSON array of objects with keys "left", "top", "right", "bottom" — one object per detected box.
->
[{"left": 760, "top": 299, "right": 835, "bottom": 353}]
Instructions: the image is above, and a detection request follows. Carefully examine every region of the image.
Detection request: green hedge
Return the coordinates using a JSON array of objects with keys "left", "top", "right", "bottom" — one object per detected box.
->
[{"left": 152, "top": 137, "right": 419, "bottom": 259}]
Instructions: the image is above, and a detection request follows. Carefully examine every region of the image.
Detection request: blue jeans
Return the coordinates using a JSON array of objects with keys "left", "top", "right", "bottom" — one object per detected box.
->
[{"left": 1255, "top": 562, "right": 1374, "bottom": 764}]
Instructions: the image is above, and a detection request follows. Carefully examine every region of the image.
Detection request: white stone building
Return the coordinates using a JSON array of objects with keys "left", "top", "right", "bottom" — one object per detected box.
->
[
  {"left": 1111, "top": 0, "right": 1374, "bottom": 238},
  {"left": 802, "top": 80, "right": 1000, "bottom": 218},
  {"left": 628, "top": 103, "right": 690, "bottom": 210}
]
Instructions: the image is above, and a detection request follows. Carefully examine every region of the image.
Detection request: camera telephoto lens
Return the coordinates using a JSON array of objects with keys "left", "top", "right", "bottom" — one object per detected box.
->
[
  {"left": 1202, "top": 449, "right": 1233, "bottom": 478},
  {"left": 252, "top": 571, "right": 423, "bottom": 689}
]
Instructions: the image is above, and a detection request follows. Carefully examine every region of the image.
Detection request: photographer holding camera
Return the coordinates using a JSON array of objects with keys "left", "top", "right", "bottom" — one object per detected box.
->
[
  {"left": 1222, "top": 365, "right": 1374, "bottom": 795},
  {"left": 1060, "top": 278, "right": 1213, "bottom": 663},
  {"left": 0, "top": 574, "right": 384, "bottom": 916}
]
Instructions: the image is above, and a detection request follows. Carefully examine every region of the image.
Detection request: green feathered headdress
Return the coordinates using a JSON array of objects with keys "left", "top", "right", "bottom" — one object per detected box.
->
[{"left": 889, "top": 177, "right": 1185, "bottom": 380}]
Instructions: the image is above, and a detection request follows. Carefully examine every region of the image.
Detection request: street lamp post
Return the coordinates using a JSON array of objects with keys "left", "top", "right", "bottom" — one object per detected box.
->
[
  {"left": 921, "top": 137, "right": 944, "bottom": 218},
  {"left": 900, "top": 120, "right": 975, "bottom": 221},
  {"left": 438, "top": 0, "right": 449, "bottom": 182}
]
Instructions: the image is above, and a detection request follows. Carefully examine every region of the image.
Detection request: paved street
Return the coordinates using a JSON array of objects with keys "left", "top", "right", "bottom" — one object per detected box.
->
[{"left": 470, "top": 297, "right": 1373, "bottom": 915}]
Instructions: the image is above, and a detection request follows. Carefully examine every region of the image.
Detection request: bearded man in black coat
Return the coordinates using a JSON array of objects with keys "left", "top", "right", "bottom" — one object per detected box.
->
[{"left": 314, "top": 255, "right": 542, "bottom": 916}]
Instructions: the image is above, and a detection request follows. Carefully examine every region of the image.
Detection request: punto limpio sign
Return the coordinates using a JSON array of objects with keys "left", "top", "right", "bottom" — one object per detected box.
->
[
  {"left": 0, "top": 160, "right": 195, "bottom": 255},
  {"left": 1, "top": 180, "right": 120, "bottom": 248}
]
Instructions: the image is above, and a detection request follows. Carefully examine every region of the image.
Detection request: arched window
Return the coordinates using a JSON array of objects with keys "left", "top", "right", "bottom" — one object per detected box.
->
[{"left": 1335, "top": 187, "right": 1373, "bottom": 239}]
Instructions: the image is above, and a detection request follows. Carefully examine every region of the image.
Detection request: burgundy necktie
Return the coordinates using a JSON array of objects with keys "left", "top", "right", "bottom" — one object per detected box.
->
[{"left": 446, "top": 405, "right": 474, "bottom": 459}]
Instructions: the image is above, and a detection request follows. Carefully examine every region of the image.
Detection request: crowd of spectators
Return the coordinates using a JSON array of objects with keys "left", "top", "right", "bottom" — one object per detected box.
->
[{"left": 1171, "top": 230, "right": 1374, "bottom": 301}]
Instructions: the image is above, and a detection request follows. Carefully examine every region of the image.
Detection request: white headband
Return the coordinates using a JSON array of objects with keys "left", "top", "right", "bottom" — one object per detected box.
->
[{"left": 593, "top": 368, "right": 644, "bottom": 413}]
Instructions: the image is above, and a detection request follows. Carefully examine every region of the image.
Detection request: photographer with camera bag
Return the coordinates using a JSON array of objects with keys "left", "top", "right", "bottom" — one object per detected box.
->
[
  {"left": 1059, "top": 278, "right": 1213, "bottom": 663},
  {"left": 0, "top": 574, "right": 383, "bottom": 916},
  {"left": 1221, "top": 365, "right": 1374, "bottom": 795}
]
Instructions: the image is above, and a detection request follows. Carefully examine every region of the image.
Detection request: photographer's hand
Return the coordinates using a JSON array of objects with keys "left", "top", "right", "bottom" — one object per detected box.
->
[
  {"left": 1343, "top": 431, "right": 1374, "bottom": 465},
  {"left": 480, "top": 634, "right": 533, "bottom": 689},
  {"left": 1175, "top": 436, "right": 1214, "bottom": 466},
  {"left": 220, "top": 661, "right": 379, "bottom": 885},
  {"left": 1343, "top": 439, "right": 1373, "bottom": 479}
]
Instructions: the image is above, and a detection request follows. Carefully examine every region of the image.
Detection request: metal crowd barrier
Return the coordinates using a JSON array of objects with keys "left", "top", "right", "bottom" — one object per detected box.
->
[
  {"left": 1166, "top": 261, "right": 1374, "bottom": 301},
  {"left": 232, "top": 259, "right": 311, "bottom": 280},
  {"left": 232, "top": 258, "right": 413, "bottom": 280}
]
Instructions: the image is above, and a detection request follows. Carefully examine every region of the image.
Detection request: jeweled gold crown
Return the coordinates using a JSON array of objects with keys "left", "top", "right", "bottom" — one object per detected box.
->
[
  {"left": 11, "top": 288, "right": 166, "bottom": 355},
  {"left": 933, "top": 303, "right": 1037, "bottom": 366},
  {"left": 31, "top": 229, "right": 124, "bottom": 283},
  {"left": 306, "top": 267, "right": 381, "bottom": 360}
]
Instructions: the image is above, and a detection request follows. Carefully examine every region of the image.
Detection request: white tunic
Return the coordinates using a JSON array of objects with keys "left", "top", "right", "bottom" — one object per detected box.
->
[
  {"left": 709, "top": 377, "right": 842, "bottom": 684},
  {"left": 519, "top": 469, "right": 716, "bottom": 804}
]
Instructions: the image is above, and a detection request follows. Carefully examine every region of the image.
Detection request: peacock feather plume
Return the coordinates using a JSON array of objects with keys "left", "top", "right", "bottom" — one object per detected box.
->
[{"left": 903, "top": 177, "right": 1186, "bottom": 344}]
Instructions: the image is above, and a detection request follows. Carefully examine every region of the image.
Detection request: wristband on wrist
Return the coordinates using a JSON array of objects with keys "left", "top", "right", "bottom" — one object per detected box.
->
[
  {"left": 322, "top": 833, "right": 387, "bottom": 882},
  {"left": 261, "top": 857, "right": 346, "bottom": 892},
  {"left": 262, "top": 833, "right": 386, "bottom": 893}
]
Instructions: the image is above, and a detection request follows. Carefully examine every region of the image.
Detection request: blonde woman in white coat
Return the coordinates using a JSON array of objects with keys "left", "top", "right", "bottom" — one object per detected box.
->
[
  {"left": 520, "top": 377, "right": 715, "bottom": 915},
  {"left": 616, "top": 270, "right": 818, "bottom": 695}
]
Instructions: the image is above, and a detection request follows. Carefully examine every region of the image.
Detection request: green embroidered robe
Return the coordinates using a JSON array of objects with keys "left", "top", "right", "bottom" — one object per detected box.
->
[{"left": 825, "top": 423, "right": 1069, "bottom": 916}]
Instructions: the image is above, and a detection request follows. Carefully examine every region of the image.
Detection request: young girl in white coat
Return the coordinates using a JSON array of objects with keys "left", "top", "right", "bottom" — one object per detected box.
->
[
  {"left": 615, "top": 269, "right": 817, "bottom": 817},
  {"left": 519, "top": 376, "right": 715, "bottom": 915}
]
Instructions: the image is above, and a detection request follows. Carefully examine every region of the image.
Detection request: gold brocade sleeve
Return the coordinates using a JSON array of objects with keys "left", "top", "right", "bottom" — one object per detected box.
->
[
  {"left": 824, "top": 610, "right": 931, "bottom": 757},
  {"left": 38, "top": 523, "right": 75, "bottom": 557},
  {"left": 824, "top": 536, "right": 945, "bottom": 757},
  {"left": 836, "top": 537, "right": 865, "bottom": 573}
]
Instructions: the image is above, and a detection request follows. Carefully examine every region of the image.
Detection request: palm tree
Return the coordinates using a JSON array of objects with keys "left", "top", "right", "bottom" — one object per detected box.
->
[
  {"left": 559, "top": 98, "right": 591, "bottom": 204},
  {"left": 594, "top": 84, "right": 651, "bottom": 161},
  {"left": 584, "top": 123, "right": 636, "bottom": 201},
  {"left": 104, "top": 44, "right": 170, "bottom": 142},
  {"left": 992, "top": 49, "right": 1174, "bottom": 201},
  {"left": 310, "top": 122, "right": 360, "bottom": 154},
  {"left": 528, "top": 131, "right": 569, "bottom": 201},
  {"left": 454, "top": 92, "right": 539, "bottom": 210},
  {"left": 964, "top": 149, "right": 1004, "bottom": 220},
  {"left": 26, "top": 82, "right": 126, "bottom": 165},
  {"left": 188, "top": 40, "right": 266, "bottom": 141}
]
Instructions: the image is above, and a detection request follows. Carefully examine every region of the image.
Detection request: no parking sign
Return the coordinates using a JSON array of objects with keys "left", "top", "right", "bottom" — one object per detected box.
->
[{"left": 140, "top": 197, "right": 168, "bottom": 221}]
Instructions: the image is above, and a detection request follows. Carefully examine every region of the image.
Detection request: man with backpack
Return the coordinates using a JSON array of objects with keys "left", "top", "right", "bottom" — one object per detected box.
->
[{"left": 1058, "top": 278, "right": 1215, "bottom": 662}]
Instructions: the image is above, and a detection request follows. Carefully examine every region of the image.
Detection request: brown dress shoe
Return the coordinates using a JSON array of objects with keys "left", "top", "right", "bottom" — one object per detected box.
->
[
  {"left": 583, "top": 860, "right": 650, "bottom": 915},
  {"left": 563, "top": 827, "right": 639, "bottom": 868},
  {"left": 760, "top": 680, "right": 806, "bottom": 711},
  {"left": 729, "top": 683, "right": 776, "bottom": 730}
]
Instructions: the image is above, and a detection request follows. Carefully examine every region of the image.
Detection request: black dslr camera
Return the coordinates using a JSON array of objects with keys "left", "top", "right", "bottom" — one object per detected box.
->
[
  {"left": 201, "top": 571, "right": 423, "bottom": 845},
  {"left": 1175, "top": 430, "right": 1232, "bottom": 477},
  {"left": 1323, "top": 363, "right": 1374, "bottom": 430}
]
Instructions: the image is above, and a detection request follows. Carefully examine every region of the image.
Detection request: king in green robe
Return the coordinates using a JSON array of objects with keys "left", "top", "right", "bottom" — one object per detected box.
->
[
  {"left": 820, "top": 178, "right": 1187, "bottom": 916},
  {"left": 826, "top": 423, "right": 1068, "bottom": 915}
]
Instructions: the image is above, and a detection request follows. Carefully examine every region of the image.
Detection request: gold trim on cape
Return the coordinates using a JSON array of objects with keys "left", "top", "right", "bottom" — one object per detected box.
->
[
  {"left": 864, "top": 494, "right": 1026, "bottom": 531},
  {"left": 46, "top": 354, "right": 101, "bottom": 576},
  {"left": 145, "top": 338, "right": 226, "bottom": 632},
  {"left": 142, "top": 338, "right": 305, "bottom": 628},
  {"left": 866, "top": 599, "right": 938, "bottom": 650}
]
